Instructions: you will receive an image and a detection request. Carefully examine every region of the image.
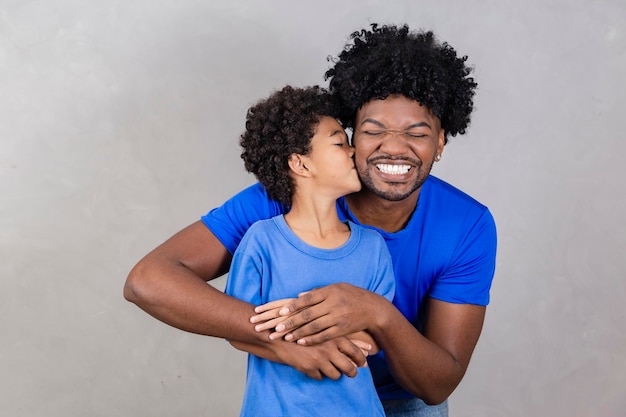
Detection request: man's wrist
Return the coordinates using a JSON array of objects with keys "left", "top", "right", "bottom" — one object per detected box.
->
[{"left": 367, "top": 294, "right": 395, "bottom": 340}]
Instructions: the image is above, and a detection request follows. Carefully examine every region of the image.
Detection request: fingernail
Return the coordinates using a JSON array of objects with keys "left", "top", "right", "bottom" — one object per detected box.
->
[
  {"left": 284, "top": 334, "right": 293, "bottom": 341},
  {"left": 297, "top": 339, "right": 306, "bottom": 345},
  {"left": 279, "top": 308, "right": 289, "bottom": 315},
  {"left": 275, "top": 324, "right": 285, "bottom": 332}
]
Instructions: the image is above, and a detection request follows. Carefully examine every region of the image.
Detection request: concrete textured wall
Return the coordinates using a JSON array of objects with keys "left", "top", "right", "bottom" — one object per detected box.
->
[{"left": 1, "top": 1, "right": 624, "bottom": 415}]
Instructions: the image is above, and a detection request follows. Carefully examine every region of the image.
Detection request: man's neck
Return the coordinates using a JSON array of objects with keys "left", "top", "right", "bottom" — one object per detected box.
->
[{"left": 345, "top": 189, "right": 420, "bottom": 233}]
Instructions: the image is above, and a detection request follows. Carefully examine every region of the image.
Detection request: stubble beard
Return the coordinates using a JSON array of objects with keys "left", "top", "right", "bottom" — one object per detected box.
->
[{"left": 357, "top": 161, "right": 432, "bottom": 202}]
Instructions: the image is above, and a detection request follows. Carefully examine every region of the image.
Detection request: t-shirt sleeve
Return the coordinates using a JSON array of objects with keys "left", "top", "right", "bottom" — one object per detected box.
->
[
  {"left": 201, "top": 182, "right": 286, "bottom": 255},
  {"left": 224, "top": 228, "right": 263, "bottom": 306},
  {"left": 428, "top": 208, "right": 497, "bottom": 306}
]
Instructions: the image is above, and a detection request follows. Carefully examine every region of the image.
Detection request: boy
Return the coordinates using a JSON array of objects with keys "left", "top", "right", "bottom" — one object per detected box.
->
[{"left": 225, "top": 85, "right": 395, "bottom": 416}]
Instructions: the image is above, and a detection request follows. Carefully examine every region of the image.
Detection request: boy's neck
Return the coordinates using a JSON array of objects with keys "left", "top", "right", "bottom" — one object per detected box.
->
[{"left": 284, "top": 194, "right": 350, "bottom": 249}]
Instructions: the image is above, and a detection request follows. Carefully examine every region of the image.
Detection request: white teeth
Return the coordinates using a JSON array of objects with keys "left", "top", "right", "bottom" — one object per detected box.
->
[{"left": 376, "top": 164, "right": 411, "bottom": 175}]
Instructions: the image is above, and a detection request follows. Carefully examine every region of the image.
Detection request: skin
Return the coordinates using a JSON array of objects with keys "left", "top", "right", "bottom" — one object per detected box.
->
[
  {"left": 124, "top": 95, "right": 487, "bottom": 404},
  {"left": 285, "top": 116, "right": 362, "bottom": 249}
]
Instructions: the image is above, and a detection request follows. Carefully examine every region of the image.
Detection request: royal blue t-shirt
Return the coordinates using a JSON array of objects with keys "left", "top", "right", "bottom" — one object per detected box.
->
[{"left": 202, "top": 175, "right": 497, "bottom": 400}]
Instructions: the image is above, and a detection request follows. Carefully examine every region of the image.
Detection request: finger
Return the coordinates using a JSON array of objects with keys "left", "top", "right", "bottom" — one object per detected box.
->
[
  {"left": 268, "top": 328, "right": 291, "bottom": 341},
  {"left": 300, "top": 368, "right": 324, "bottom": 381},
  {"left": 279, "top": 289, "right": 326, "bottom": 316},
  {"left": 319, "top": 363, "right": 342, "bottom": 380},
  {"left": 287, "top": 316, "right": 337, "bottom": 342},
  {"left": 253, "top": 316, "right": 287, "bottom": 333},
  {"left": 272, "top": 305, "right": 327, "bottom": 335},
  {"left": 336, "top": 338, "right": 368, "bottom": 368},
  {"left": 253, "top": 298, "right": 295, "bottom": 314},
  {"left": 329, "top": 354, "right": 358, "bottom": 379},
  {"left": 350, "top": 339, "right": 373, "bottom": 353},
  {"left": 295, "top": 328, "right": 335, "bottom": 346},
  {"left": 250, "top": 309, "right": 281, "bottom": 324}
]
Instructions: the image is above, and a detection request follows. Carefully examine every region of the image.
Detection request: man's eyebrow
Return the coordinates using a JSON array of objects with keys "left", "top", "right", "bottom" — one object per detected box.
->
[
  {"left": 360, "top": 118, "right": 386, "bottom": 128},
  {"left": 407, "top": 121, "right": 432, "bottom": 129}
]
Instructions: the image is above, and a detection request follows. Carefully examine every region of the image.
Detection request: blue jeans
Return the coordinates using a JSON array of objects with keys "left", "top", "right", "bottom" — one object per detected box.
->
[{"left": 382, "top": 398, "right": 448, "bottom": 417}]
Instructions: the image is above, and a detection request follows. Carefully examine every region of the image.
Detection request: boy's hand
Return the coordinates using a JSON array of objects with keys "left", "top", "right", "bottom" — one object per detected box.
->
[{"left": 250, "top": 297, "right": 297, "bottom": 340}]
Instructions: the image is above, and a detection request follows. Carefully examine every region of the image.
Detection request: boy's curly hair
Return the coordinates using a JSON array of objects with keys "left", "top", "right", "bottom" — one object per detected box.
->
[
  {"left": 240, "top": 85, "right": 341, "bottom": 205},
  {"left": 325, "top": 23, "right": 477, "bottom": 143}
]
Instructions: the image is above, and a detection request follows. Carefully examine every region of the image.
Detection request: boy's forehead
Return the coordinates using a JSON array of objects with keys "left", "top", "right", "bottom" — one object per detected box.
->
[{"left": 314, "top": 115, "right": 344, "bottom": 132}]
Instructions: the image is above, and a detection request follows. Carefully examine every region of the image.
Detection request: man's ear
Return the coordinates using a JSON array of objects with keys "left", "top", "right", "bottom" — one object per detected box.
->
[
  {"left": 288, "top": 154, "right": 310, "bottom": 177},
  {"left": 436, "top": 129, "right": 445, "bottom": 159}
]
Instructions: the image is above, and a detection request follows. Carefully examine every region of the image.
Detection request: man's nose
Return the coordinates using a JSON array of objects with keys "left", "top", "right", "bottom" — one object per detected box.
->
[{"left": 379, "top": 131, "right": 410, "bottom": 153}]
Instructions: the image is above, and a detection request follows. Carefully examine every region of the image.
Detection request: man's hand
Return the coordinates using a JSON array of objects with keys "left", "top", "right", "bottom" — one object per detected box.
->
[
  {"left": 250, "top": 283, "right": 383, "bottom": 345},
  {"left": 230, "top": 336, "right": 370, "bottom": 380}
]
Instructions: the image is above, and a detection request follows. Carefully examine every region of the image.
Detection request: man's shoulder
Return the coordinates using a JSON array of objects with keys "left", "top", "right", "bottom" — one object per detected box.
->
[
  {"left": 426, "top": 175, "right": 488, "bottom": 211},
  {"left": 209, "top": 182, "right": 286, "bottom": 219},
  {"left": 421, "top": 176, "right": 495, "bottom": 235},
  {"left": 232, "top": 181, "right": 274, "bottom": 203},
  {"left": 201, "top": 182, "right": 286, "bottom": 254}
]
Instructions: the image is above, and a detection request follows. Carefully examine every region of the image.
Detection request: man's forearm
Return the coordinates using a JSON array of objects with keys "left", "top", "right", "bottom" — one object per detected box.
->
[
  {"left": 370, "top": 298, "right": 485, "bottom": 405},
  {"left": 124, "top": 258, "right": 369, "bottom": 381},
  {"left": 371, "top": 309, "right": 461, "bottom": 404},
  {"left": 124, "top": 256, "right": 267, "bottom": 345},
  {"left": 123, "top": 220, "right": 265, "bottom": 341}
]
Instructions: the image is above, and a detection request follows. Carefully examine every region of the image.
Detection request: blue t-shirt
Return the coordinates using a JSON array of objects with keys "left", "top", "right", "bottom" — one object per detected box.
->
[
  {"left": 225, "top": 215, "right": 395, "bottom": 417},
  {"left": 202, "top": 175, "right": 497, "bottom": 400}
]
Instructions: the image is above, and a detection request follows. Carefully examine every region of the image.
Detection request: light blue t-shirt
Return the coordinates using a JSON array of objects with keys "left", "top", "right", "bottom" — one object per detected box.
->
[
  {"left": 203, "top": 175, "right": 497, "bottom": 400},
  {"left": 226, "top": 215, "right": 395, "bottom": 417}
]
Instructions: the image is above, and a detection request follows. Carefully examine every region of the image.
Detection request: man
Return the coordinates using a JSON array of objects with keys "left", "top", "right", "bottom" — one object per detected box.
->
[{"left": 125, "top": 23, "right": 497, "bottom": 417}]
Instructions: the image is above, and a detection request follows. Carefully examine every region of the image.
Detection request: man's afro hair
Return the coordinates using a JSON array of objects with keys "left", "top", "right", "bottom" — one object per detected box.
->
[{"left": 325, "top": 23, "right": 477, "bottom": 143}]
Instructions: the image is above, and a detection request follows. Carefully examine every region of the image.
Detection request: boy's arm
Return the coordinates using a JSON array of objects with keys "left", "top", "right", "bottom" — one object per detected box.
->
[{"left": 123, "top": 221, "right": 368, "bottom": 378}]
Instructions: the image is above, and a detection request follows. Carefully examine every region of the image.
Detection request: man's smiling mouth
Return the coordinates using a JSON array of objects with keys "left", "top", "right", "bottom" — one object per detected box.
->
[{"left": 376, "top": 164, "right": 412, "bottom": 175}]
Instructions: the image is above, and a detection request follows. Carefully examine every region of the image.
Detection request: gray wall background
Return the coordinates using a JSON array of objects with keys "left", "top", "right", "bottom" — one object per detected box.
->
[{"left": 1, "top": 0, "right": 624, "bottom": 416}]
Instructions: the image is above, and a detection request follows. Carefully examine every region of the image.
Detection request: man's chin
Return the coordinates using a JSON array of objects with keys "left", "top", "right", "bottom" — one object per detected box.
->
[
  {"left": 358, "top": 171, "right": 424, "bottom": 202},
  {"left": 366, "top": 184, "right": 419, "bottom": 202}
]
